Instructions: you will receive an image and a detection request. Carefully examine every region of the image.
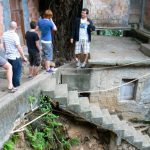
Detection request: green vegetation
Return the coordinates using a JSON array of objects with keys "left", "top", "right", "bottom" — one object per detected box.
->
[
  {"left": 25, "top": 95, "right": 80, "bottom": 150},
  {"left": 3, "top": 96, "right": 79, "bottom": 150},
  {"left": 99, "top": 29, "right": 123, "bottom": 36},
  {"left": 3, "top": 134, "right": 19, "bottom": 150}
]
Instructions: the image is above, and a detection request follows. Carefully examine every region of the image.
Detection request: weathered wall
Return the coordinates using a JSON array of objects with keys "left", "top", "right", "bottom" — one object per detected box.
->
[
  {"left": 27, "top": 0, "right": 39, "bottom": 22},
  {"left": 90, "top": 67, "right": 150, "bottom": 121},
  {"left": 128, "top": 0, "right": 142, "bottom": 24},
  {"left": 83, "top": 0, "right": 130, "bottom": 26},
  {"left": 143, "top": 0, "right": 150, "bottom": 31},
  {"left": 61, "top": 67, "right": 150, "bottom": 121}
]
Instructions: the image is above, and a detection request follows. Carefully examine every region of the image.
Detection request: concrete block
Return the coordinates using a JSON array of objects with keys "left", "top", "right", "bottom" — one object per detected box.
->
[
  {"left": 79, "top": 97, "right": 91, "bottom": 121},
  {"left": 67, "top": 91, "right": 80, "bottom": 113},
  {"left": 41, "top": 77, "right": 56, "bottom": 98},
  {"left": 111, "top": 115, "right": 124, "bottom": 137},
  {"left": 90, "top": 103, "right": 103, "bottom": 125},
  {"left": 54, "top": 84, "right": 68, "bottom": 106},
  {"left": 140, "top": 44, "right": 150, "bottom": 57},
  {"left": 101, "top": 109, "right": 113, "bottom": 130},
  {"left": 0, "top": 69, "right": 6, "bottom": 79},
  {"left": 130, "top": 127, "right": 143, "bottom": 149},
  {"left": 141, "top": 135, "right": 150, "bottom": 150},
  {"left": 61, "top": 74, "right": 91, "bottom": 91}
]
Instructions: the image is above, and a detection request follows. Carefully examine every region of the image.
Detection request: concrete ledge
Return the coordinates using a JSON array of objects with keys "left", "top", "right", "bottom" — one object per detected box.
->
[
  {"left": 89, "top": 59, "right": 150, "bottom": 66},
  {"left": 140, "top": 44, "right": 150, "bottom": 57},
  {"left": 0, "top": 69, "right": 6, "bottom": 79},
  {"left": 0, "top": 71, "right": 54, "bottom": 148}
]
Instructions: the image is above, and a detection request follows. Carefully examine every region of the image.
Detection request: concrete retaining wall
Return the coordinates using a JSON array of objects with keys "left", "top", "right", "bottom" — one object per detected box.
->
[{"left": 0, "top": 72, "right": 53, "bottom": 148}]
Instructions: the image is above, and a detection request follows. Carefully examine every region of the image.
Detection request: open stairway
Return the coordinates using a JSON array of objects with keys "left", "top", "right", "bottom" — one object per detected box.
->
[{"left": 42, "top": 77, "right": 150, "bottom": 150}]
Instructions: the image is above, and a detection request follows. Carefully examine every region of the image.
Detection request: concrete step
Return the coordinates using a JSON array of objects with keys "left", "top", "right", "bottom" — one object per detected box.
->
[
  {"left": 129, "top": 126, "right": 143, "bottom": 149},
  {"left": 54, "top": 84, "right": 68, "bottom": 107},
  {"left": 67, "top": 91, "right": 80, "bottom": 113},
  {"left": 111, "top": 115, "right": 125, "bottom": 137},
  {"left": 121, "top": 122, "right": 134, "bottom": 144},
  {"left": 79, "top": 97, "right": 91, "bottom": 121},
  {"left": 101, "top": 109, "right": 113, "bottom": 130},
  {"left": 90, "top": 103, "right": 103, "bottom": 125},
  {"left": 41, "top": 77, "right": 56, "bottom": 98},
  {"left": 141, "top": 135, "right": 150, "bottom": 150},
  {"left": 140, "top": 44, "right": 150, "bottom": 57}
]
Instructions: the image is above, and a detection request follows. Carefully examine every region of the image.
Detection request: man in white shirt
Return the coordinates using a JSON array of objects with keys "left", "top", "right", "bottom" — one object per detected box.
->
[
  {"left": 2, "top": 21, "right": 27, "bottom": 87},
  {"left": 71, "top": 8, "right": 95, "bottom": 68}
]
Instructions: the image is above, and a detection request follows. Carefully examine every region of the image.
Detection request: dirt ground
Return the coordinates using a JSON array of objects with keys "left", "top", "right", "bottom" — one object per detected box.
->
[{"left": 13, "top": 112, "right": 137, "bottom": 150}]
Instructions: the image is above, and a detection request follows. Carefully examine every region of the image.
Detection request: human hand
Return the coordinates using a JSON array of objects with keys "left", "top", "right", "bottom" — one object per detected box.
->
[
  {"left": 70, "top": 38, "right": 74, "bottom": 44},
  {"left": 23, "top": 56, "right": 28, "bottom": 62}
]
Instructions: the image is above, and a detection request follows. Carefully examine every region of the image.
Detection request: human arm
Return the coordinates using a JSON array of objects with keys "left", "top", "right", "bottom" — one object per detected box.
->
[
  {"left": 16, "top": 45, "right": 27, "bottom": 62},
  {"left": 35, "top": 40, "right": 41, "bottom": 52},
  {"left": 88, "top": 19, "right": 95, "bottom": 32},
  {"left": 50, "top": 18, "right": 57, "bottom": 31}
]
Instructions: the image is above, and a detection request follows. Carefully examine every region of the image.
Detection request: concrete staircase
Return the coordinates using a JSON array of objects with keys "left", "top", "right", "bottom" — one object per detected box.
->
[{"left": 42, "top": 78, "right": 150, "bottom": 150}]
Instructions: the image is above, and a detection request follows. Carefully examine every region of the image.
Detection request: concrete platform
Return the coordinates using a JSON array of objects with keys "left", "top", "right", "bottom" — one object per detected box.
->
[{"left": 89, "top": 36, "right": 150, "bottom": 66}]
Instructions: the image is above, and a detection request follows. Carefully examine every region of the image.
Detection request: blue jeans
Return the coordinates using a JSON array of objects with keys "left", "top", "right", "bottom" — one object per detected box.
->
[{"left": 8, "top": 58, "right": 22, "bottom": 87}]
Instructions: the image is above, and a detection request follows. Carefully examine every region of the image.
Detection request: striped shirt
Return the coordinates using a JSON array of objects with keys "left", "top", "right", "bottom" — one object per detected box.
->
[{"left": 2, "top": 30, "right": 21, "bottom": 60}]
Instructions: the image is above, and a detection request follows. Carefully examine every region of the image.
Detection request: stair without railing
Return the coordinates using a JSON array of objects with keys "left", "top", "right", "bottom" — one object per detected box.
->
[{"left": 42, "top": 77, "right": 150, "bottom": 150}]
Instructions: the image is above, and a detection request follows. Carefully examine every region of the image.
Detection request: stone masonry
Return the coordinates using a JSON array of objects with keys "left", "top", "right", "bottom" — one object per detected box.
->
[
  {"left": 83, "top": 0, "right": 130, "bottom": 26},
  {"left": 90, "top": 67, "right": 150, "bottom": 121}
]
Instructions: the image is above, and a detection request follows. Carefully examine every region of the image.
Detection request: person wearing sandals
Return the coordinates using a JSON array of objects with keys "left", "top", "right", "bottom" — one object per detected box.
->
[
  {"left": 38, "top": 9, "right": 57, "bottom": 73},
  {"left": 25, "top": 21, "right": 41, "bottom": 79},
  {"left": 70, "top": 8, "right": 95, "bottom": 68},
  {"left": 2, "top": 21, "right": 27, "bottom": 87},
  {"left": 0, "top": 56, "right": 17, "bottom": 92}
]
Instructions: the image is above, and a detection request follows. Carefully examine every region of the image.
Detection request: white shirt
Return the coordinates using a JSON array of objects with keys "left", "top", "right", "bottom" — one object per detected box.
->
[
  {"left": 2, "top": 30, "right": 21, "bottom": 60},
  {"left": 79, "top": 18, "right": 88, "bottom": 41}
]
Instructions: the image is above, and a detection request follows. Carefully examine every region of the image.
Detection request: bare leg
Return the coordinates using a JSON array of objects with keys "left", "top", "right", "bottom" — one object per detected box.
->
[
  {"left": 75, "top": 54, "right": 81, "bottom": 62},
  {"left": 45, "top": 60, "right": 50, "bottom": 70},
  {"left": 29, "top": 66, "right": 33, "bottom": 77},
  {"left": 3, "top": 62, "right": 13, "bottom": 89},
  {"left": 83, "top": 53, "right": 89, "bottom": 63},
  {"left": 33, "top": 66, "right": 39, "bottom": 76}
]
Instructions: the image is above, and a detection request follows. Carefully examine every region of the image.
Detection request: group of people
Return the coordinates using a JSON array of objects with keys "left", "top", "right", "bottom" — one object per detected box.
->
[{"left": 0, "top": 8, "right": 95, "bottom": 93}]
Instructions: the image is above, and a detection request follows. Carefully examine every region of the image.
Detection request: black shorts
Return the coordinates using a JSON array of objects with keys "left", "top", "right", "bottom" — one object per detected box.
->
[{"left": 28, "top": 50, "right": 41, "bottom": 66}]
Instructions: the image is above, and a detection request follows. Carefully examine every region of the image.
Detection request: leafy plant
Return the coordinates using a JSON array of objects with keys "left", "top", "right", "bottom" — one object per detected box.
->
[
  {"left": 3, "top": 134, "right": 19, "bottom": 150},
  {"left": 26, "top": 128, "right": 46, "bottom": 150},
  {"left": 100, "top": 29, "right": 123, "bottom": 36},
  {"left": 28, "top": 96, "right": 36, "bottom": 104}
]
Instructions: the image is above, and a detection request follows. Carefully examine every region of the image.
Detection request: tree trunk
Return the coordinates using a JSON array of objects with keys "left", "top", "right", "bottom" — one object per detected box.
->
[{"left": 39, "top": 0, "right": 82, "bottom": 65}]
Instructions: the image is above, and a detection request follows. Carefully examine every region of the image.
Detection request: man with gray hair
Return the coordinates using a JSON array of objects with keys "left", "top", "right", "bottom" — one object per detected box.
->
[{"left": 2, "top": 21, "right": 27, "bottom": 87}]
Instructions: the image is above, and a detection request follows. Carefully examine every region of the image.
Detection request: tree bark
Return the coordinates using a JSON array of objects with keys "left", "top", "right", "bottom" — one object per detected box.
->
[{"left": 39, "top": 0, "right": 82, "bottom": 64}]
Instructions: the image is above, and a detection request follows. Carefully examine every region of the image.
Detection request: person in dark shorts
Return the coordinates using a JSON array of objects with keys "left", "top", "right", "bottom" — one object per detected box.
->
[{"left": 25, "top": 21, "right": 41, "bottom": 78}]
